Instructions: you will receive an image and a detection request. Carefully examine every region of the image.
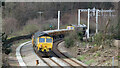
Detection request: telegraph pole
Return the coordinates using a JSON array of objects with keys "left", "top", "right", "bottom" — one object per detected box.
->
[{"left": 38, "top": 11, "right": 43, "bottom": 22}]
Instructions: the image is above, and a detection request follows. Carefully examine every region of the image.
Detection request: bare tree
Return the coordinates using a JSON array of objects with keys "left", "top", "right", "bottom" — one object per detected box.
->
[{"left": 3, "top": 17, "right": 18, "bottom": 35}]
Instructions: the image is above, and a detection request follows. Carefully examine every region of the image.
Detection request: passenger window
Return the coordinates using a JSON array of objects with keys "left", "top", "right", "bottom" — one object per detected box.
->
[
  {"left": 39, "top": 38, "right": 45, "bottom": 42},
  {"left": 46, "top": 38, "right": 52, "bottom": 43}
]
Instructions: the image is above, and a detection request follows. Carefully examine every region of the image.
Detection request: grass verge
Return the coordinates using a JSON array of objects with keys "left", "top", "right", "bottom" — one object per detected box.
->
[{"left": 85, "top": 59, "right": 95, "bottom": 65}]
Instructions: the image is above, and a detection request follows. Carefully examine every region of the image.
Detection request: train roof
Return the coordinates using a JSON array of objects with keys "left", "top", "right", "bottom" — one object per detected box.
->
[
  {"left": 34, "top": 31, "right": 52, "bottom": 38},
  {"left": 39, "top": 33, "right": 52, "bottom": 37},
  {"left": 43, "top": 29, "right": 70, "bottom": 33}
]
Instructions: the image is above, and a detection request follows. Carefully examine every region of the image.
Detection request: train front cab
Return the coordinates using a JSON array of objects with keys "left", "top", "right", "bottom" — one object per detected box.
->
[
  {"left": 37, "top": 36, "right": 53, "bottom": 52},
  {"left": 66, "top": 26, "right": 75, "bottom": 30}
]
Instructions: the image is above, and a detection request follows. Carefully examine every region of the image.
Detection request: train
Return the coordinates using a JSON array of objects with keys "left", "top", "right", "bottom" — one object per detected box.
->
[
  {"left": 32, "top": 25, "right": 86, "bottom": 54},
  {"left": 32, "top": 32, "right": 53, "bottom": 53}
]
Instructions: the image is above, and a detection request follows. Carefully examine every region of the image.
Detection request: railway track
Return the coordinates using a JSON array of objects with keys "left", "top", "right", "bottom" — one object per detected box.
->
[
  {"left": 33, "top": 39, "right": 86, "bottom": 68},
  {"left": 34, "top": 47, "right": 62, "bottom": 68},
  {"left": 38, "top": 55, "right": 52, "bottom": 68},
  {"left": 51, "top": 50, "right": 75, "bottom": 68},
  {"left": 52, "top": 40, "right": 86, "bottom": 68}
]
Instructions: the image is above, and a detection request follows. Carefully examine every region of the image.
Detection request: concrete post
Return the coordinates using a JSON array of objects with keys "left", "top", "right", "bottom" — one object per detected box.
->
[
  {"left": 112, "top": 57, "right": 114, "bottom": 67},
  {"left": 102, "top": 9, "right": 103, "bottom": 16},
  {"left": 96, "top": 9, "right": 98, "bottom": 34},
  {"left": 87, "top": 8, "right": 90, "bottom": 38},
  {"left": 78, "top": 9, "right": 81, "bottom": 26},
  {"left": 93, "top": 7, "right": 95, "bottom": 16},
  {"left": 58, "top": 11, "right": 60, "bottom": 30},
  {"left": 109, "top": 10, "right": 112, "bottom": 16}
]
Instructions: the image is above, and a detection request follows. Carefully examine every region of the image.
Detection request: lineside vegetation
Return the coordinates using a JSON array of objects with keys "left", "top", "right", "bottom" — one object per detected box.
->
[{"left": 64, "top": 30, "right": 83, "bottom": 48}]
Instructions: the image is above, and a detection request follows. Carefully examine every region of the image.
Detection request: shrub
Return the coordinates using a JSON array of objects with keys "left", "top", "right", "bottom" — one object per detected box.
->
[
  {"left": 93, "top": 32, "right": 113, "bottom": 46},
  {"left": 2, "top": 33, "right": 12, "bottom": 55},
  {"left": 93, "top": 33, "right": 103, "bottom": 46},
  {"left": 64, "top": 30, "right": 83, "bottom": 48},
  {"left": 76, "top": 31, "right": 83, "bottom": 41},
  {"left": 114, "top": 17, "right": 120, "bottom": 40},
  {"left": 64, "top": 36, "right": 74, "bottom": 48},
  {"left": 82, "top": 42, "right": 86, "bottom": 46},
  {"left": 77, "top": 55, "right": 86, "bottom": 61}
]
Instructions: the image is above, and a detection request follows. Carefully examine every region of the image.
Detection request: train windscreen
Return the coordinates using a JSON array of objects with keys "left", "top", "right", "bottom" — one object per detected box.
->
[
  {"left": 46, "top": 38, "right": 52, "bottom": 43},
  {"left": 39, "top": 38, "right": 45, "bottom": 42}
]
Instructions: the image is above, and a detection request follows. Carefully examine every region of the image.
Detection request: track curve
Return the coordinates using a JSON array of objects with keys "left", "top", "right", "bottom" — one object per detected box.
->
[
  {"left": 52, "top": 40, "right": 87, "bottom": 68},
  {"left": 17, "top": 39, "right": 87, "bottom": 68}
]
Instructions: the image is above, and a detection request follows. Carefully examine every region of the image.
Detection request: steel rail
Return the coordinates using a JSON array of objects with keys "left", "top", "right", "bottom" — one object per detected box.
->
[
  {"left": 51, "top": 51, "right": 75, "bottom": 68},
  {"left": 49, "top": 58, "right": 63, "bottom": 68},
  {"left": 33, "top": 46, "right": 62, "bottom": 68},
  {"left": 54, "top": 40, "right": 86, "bottom": 68},
  {"left": 33, "top": 47, "right": 52, "bottom": 68}
]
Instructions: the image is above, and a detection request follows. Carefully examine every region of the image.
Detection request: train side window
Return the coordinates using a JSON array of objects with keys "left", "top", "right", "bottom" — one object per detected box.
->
[
  {"left": 46, "top": 38, "right": 52, "bottom": 43},
  {"left": 39, "top": 38, "right": 45, "bottom": 42}
]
